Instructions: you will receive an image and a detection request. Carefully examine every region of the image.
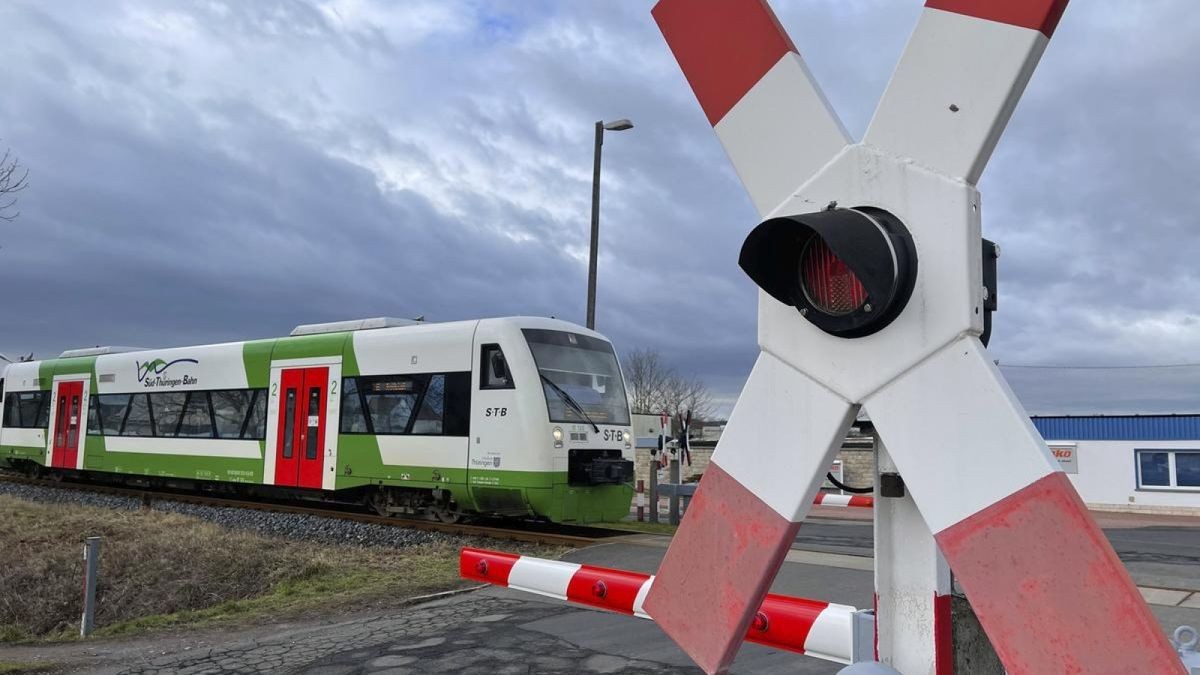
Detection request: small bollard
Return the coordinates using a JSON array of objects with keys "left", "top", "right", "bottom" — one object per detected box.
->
[
  {"left": 81, "top": 536, "right": 101, "bottom": 637},
  {"left": 636, "top": 479, "right": 645, "bottom": 522},
  {"left": 668, "top": 456, "right": 681, "bottom": 526},
  {"left": 648, "top": 456, "right": 660, "bottom": 524}
]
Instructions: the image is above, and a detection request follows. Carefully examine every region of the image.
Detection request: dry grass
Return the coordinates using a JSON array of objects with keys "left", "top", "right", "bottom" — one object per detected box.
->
[{"left": 0, "top": 495, "right": 562, "bottom": 642}]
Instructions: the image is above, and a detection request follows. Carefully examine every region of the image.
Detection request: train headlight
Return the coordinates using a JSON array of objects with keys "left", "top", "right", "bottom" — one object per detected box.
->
[
  {"left": 625, "top": 430, "right": 632, "bottom": 450},
  {"left": 739, "top": 206, "right": 917, "bottom": 338},
  {"left": 552, "top": 426, "right": 564, "bottom": 448}
]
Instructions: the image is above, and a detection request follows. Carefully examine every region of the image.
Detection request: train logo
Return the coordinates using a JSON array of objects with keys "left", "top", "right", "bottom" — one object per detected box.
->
[{"left": 136, "top": 358, "right": 199, "bottom": 386}]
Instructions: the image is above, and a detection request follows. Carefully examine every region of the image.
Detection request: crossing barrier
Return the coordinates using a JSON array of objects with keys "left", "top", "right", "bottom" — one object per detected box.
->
[
  {"left": 460, "top": 547, "right": 874, "bottom": 665},
  {"left": 812, "top": 493, "right": 874, "bottom": 509}
]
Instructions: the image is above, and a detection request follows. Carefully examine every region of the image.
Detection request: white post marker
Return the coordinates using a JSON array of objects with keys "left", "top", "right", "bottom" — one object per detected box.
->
[
  {"left": 80, "top": 536, "right": 101, "bottom": 637},
  {"left": 647, "top": 1, "right": 1182, "bottom": 674}
]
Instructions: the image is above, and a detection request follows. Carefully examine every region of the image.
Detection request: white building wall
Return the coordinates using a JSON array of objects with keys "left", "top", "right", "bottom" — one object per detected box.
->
[{"left": 1048, "top": 438, "right": 1200, "bottom": 516}]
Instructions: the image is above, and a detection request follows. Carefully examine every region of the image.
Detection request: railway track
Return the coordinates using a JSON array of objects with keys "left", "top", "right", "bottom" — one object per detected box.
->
[{"left": 0, "top": 469, "right": 635, "bottom": 548}]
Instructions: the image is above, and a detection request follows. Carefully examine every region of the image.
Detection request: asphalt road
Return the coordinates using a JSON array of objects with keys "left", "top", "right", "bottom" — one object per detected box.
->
[{"left": 794, "top": 517, "right": 1200, "bottom": 567}]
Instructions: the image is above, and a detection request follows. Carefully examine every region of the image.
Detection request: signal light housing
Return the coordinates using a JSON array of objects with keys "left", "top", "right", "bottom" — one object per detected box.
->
[{"left": 739, "top": 207, "right": 917, "bottom": 338}]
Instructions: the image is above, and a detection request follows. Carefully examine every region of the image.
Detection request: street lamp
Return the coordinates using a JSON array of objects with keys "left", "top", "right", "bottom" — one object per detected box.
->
[{"left": 587, "top": 118, "right": 634, "bottom": 330}]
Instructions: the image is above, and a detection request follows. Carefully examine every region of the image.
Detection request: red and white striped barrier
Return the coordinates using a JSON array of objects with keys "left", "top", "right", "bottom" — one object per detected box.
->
[
  {"left": 813, "top": 493, "right": 874, "bottom": 509},
  {"left": 460, "top": 547, "right": 872, "bottom": 665}
]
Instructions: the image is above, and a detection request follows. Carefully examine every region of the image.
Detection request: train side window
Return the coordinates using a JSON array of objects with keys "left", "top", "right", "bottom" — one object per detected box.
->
[
  {"left": 35, "top": 393, "right": 51, "bottom": 428},
  {"left": 362, "top": 376, "right": 420, "bottom": 434},
  {"left": 481, "top": 345, "right": 513, "bottom": 390},
  {"left": 5, "top": 391, "right": 51, "bottom": 429},
  {"left": 178, "top": 392, "right": 216, "bottom": 438},
  {"left": 87, "top": 399, "right": 102, "bottom": 435},
  {"left": 96, "top": 394, "right": 130, "bottom": 435},
  {"left": 443, "top": 372, "right": 471, "bottom": 436},
  {"left": 122, "top": 394, "right": 155, "bottom": 437},
  {"left": 16, "top": 392, "right": 47, "bottom": 428},
  {"left": 411, "top": 374, "right": 444, "bottom": 435},
  {"left": 339, "top": 378, "right": 370, "bottom": 433},
  {"left": 212, "top": 390, "right": 251, "bottom": 439},
  {"left": 2, "top": 392, "right": 19, "bottom": 427},
  {"left": 149, "top": 392, "right": 187, "bottom": 437},
  {"left": 243, "top": 390, "right": 268, "bottom": 440}
]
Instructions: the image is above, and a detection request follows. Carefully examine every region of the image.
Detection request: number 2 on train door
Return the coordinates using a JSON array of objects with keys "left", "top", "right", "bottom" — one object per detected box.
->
[{"left": 274, "top": 367, "right": 329, "bottom": 489}]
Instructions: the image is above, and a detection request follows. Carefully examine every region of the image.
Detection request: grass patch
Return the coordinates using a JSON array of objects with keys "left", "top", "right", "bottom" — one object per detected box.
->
[{"left": 0, "top": 495, "right": 564, "bottom": 642}]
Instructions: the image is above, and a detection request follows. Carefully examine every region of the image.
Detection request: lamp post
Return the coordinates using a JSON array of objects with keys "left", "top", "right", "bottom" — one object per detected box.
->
[{"left": 587, "top": 118, "right": 634, "bottom": 330}]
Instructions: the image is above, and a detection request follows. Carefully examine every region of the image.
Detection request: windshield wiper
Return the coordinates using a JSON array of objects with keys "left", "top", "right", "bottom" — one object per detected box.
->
[{"left": 539, "top": 373, "right": 600, "bottom": 433}]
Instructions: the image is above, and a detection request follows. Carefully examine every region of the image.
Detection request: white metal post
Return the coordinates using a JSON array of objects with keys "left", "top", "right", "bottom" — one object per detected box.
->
[
  {"left": 80, "top": 536, "right": 101, "bottom": 637},
  {"left": 873, "top": 436, "right": 952, "bottom": 674}
]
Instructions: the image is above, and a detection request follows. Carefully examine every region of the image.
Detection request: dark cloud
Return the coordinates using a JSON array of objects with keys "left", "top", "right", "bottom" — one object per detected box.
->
[{"left": 1, "top": 1, "right": 1198, "bottom": 416}]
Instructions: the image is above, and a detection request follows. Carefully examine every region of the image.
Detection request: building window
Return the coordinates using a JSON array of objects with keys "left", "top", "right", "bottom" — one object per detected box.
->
[{"left": 1136, "top": 449, "right": 1200, "bottom": 490}]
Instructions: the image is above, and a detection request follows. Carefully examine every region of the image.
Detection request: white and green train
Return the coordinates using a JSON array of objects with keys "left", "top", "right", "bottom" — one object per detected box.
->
[{"left": 0, "top": 317, "right": 635, "bottom": 522}]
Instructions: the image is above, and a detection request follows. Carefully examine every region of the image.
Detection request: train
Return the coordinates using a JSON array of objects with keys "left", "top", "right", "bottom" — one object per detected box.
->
[{"left": 0, "top": 317, "right": 636, "bottom": 523}]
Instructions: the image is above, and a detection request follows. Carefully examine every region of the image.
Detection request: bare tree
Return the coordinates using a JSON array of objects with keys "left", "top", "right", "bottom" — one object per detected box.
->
[
  {"left": 1, "top": 143, "right": 29, "bottom": 222},
  {"left": 624, "top": 348, "right": 714, "bottom": 421}
]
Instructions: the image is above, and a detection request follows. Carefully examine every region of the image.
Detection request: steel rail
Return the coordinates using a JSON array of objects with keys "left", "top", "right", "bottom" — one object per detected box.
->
[{"left": 0, "top": 469, "right": 633, "bottom": 548}]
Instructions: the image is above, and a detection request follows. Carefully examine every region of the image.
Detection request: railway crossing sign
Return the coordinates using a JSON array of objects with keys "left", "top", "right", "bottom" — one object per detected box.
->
[{"left": 643, "top": 1, "right": 1183, "bottom": 673}]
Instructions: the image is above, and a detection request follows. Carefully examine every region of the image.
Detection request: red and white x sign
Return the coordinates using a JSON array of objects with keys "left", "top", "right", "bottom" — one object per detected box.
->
[{"left": 644, "top": 1, "right": 1182, "bottom": 674}]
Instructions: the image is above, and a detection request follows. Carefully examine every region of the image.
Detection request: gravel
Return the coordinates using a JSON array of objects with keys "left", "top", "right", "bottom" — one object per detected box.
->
[{"left": 0, "top": 479, "right": 458, "bottom": 549}]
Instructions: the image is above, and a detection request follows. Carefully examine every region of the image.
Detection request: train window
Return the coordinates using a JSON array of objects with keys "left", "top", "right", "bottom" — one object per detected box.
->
[
  {"left": 481, "top": 345, "right": 513, "bottom": 389},
  {"left": 66, "top": 396, "right": 80, "bottom": 448},
  {"left": 95, "top": 394, "right": 130, "bottom": 435},
  {"left": 282, "top": 389, "right": 297, "bottom": 458},
  {"left": 178, "top": 392, "right": 215, "bottom": 438},
  {"left": 363, "top": 377, "right": 419, "bottom": 434},
  {"left": 411, "top": 374, "right": 445, "bottom": 435},
  {"left": 55, "top": 396, "right": 67, "bottom": 447},
  {"left": 35, "top": 393, "right": 51, "bottom": 428},
  {"left": 243, "top": 390, "right": 268, "bottom": 440},
  {"left": 340, "top": 374, "right": 469, "bottom": 436},
  {"left": 2, "top": 392, "right": 20, "bottom": 427},
  {"left": 150, "top": 392, "right": 187, "bottom": 437},
  {"left": 444, "top": 372, "right": 471, "bottom": 436},
  {"left": 210, "top": 390, "right": 248, "bottom": 439},
  {"left": 21, "top": 392, "right": 47, "bottom": 428},
  {"left": 122, "top": 394, "right": 155, "bottom": 436},
  {"left": 339, "top": 378, "right": 369, "bottom": 433},
  {"left": 3, "top": 391, "right": 51, "bottom": 429},
  {"left": 87, "top": 399, "right": 102, "bottom": 435},
  {"left": 306, "top": 387, "right": 320, "bottom": 460}
]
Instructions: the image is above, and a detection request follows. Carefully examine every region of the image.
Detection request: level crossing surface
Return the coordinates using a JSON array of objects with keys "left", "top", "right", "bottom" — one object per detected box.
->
[{"left": 794, "top": 517, "right": 1200, "bottom": 570}]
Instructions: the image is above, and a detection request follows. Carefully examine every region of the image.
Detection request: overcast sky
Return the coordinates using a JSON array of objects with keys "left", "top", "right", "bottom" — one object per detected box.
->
[{"left": 2, "top": 0, "right": 1199, "bottom": 417}]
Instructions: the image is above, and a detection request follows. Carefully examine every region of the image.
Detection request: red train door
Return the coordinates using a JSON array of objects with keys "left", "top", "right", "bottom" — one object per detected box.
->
[
  {"left": 274, "top": 367, "right": 328, "bottom": 489},
  {"left": 50, "top": 380, "right": 85, "bottom": 469}
]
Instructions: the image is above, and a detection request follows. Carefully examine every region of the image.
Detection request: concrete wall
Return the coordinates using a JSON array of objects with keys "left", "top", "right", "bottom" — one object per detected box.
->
[{"left": 1051, "top": 438, "right": 1200, "bottom": 516}]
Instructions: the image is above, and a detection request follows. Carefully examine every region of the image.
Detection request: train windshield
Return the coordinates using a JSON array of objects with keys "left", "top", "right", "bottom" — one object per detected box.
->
[{"left": 522, "top": 329, "right": 630, "bottom": 426}]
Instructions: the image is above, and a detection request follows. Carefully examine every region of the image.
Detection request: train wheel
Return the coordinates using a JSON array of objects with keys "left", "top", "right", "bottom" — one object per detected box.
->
[
  {"left": 429, "top": 506, "right": 462, "bottom": 524},
  {"left": 368, "top": 490, "right": 393, "bottom": 518}
]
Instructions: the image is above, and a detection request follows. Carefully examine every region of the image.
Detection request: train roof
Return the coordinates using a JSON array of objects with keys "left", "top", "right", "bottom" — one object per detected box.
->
[{"left": 29, "top": 315, "right": 609, "bottom": 371}]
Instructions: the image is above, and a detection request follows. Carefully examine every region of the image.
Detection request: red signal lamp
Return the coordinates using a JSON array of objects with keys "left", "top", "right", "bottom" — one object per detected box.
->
[{"left": 739, "top": 207, "right": 917, "bottom": 338}]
